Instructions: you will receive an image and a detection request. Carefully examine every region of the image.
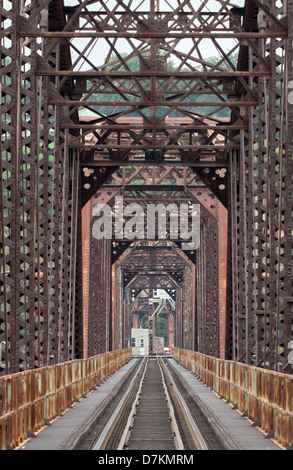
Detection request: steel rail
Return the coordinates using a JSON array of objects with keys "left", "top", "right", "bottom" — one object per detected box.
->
[
  {"left": 90, "top": 356, "right": 214, "bottom": 451},
  {"left": 159, "top": 358, "right": 210, "bottom": 450},
  {"left": 91, "top": 357, "right": 147, "bottom": 450},
  {"left": 157, "top": 357, "right": 185, "bottom": 450},
  {"left": 116, "top": 357, "right": 149, "bottom": 450}
]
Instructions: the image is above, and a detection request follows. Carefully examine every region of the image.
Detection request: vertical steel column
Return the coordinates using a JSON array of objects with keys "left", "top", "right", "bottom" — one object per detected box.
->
[
  {"left": 283, "top": 0, "right": 293, "bottom": 372},
  {"left": 195, "top": 216, "right": 219, "bottom": 357},
  {"left": 231, "top": 0, "right": 293, "bottom": 372},
  {"left": 88, "top": 233, "right": 112, "bottom": 355},
  {"left": 0, "top": 0, "right": 81, "bottom": 374}
]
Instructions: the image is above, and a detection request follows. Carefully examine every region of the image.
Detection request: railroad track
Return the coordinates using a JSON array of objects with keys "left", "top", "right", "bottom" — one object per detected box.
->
[{"left": 75, "top": 356, "right": 225, "bottom": 451}]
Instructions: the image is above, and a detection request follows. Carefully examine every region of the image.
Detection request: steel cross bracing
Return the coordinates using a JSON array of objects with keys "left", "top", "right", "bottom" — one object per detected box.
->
[
  {"left": 82, "top": 161, "right": 224, "bottom": 356},
  {"left": 0, "top": 0, "right": 82, "bottom": 374},
  {"left": 227, "top": 1, "right": 293, "bottom": 372},
  {"left": 0, "top": 0, "right": 292, "bottom": 377}
]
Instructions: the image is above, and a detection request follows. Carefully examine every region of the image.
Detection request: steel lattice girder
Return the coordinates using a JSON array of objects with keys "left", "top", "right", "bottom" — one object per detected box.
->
[
  {"left": 0, "top": 0, "right": 292, "bottom": 375},
  {"left": 17, "top": 0, "right": 284, "bottom": 168},
  {"left": 83, "top": 162, "right": 225, "bottom": 354},
  {"left": 0, "top": 0, "right": 81, "bottom": 374},
  {"left": 228, "top": 0, "right": 293, "bottom": 372}
]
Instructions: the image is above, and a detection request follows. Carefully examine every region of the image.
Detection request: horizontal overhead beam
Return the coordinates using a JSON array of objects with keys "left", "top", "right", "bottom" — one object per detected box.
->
[
  {"left": 81, "top": 160, "right": 228, "bottom": 167},
  {"left": 60, "top": 124, "right": 248, "bottom": 130},
  {"left": 36, "top": 70, "right": 271, "bottom": 78},
  {"left": 72, "top": 144, "right": 236, "bottom": 150},
  {"left": 51, "top": 100, "right": 257, "bottom": 107},
  {"left": 64, "top": 10, "right": 239, "bottom": 17},
  {"left": 121, "top": 185, "right": 188, "bottom": 191},
  {"left": 123, "top": 268, "right": 184, "bottom": 273},
  {"left": 20, "top": 31, "right": 287, "bottom": 39}
]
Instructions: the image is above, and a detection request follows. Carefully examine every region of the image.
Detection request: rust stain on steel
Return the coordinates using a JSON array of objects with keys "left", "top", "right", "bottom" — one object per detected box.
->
[
  {"left": 174, "top": 348, "right": 293, "bottom": 450},
  {"left": 218, "top": 203, "right": 228, "bottom": 360},
  {"left": 0, "top": 349, "right": 132, "bottom": 450},
  {"left": 1, "top": 0, "right": 293, "bottom": 454},
  {"left": 82, "top": 202, "right": 91, "bottom": 359}
]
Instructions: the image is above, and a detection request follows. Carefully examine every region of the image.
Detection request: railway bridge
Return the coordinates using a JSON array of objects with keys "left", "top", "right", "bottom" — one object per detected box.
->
[{"left": 0, "top": 0, "right": 292, "bottom": 452}]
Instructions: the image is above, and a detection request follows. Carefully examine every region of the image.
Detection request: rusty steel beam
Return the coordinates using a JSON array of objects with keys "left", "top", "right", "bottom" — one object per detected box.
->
[
  {"left": 1, "top": 0, "right": 292, "bottom": 393},
  {"left": 0, "top": 348, "right": 132, "bottom": 450},
  {"left": 227, "top": 0, "right": 293, "bottom": 372},
  {"left": 81, "top": 161, "right": 229, "bottom": 167},
  {"left": 51, "top": 100, "right": 258, "bottom": 107},
  {"left": 0, "top": 0, "right": 81, "bottom": 376},
  {"left": 82, "top": 159, "right": 227, "bottom": 360},
  {"left": 36, "top": 70, "right": 272, "bottom": 78},
  {"left": 174, "top": 348, "right": 293, "bottom": 449},
  {"left": 74, "top": 144, "right": 238, "bottom": 150},
  {"left": 20, "top": 31, "right": 288, "bottom": 39},
  {"left": 60, "top": 124, "right": 249, "bottom": 130}
]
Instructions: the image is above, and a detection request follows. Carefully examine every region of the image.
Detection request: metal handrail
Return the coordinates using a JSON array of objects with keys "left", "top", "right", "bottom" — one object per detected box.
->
[
  {"left": 173, "top": 348, "right": 293, "bottom": 449},
  {"left": 0, "top": 348, "right": 132, "bottom": 450}
]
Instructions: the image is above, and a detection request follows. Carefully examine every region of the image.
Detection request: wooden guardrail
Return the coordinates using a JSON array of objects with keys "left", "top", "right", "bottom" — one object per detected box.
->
[
  {"left": 173, "top": 348, "right": 293, "bottom": 449},
  {"left": 0, "top": 348, "right": 132, "bottom": 450}
]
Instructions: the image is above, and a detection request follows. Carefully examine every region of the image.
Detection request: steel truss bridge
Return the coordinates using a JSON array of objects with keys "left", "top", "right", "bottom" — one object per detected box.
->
[{"left": 0, "top": 0, "right": 292, "bottom": 451}]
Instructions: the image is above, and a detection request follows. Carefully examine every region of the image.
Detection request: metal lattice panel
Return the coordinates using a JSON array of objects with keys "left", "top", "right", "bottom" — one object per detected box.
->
[
  {"left": 0, "top": 0, "right": 292, "bottom": 376},
  {"left": 0, "top": 0, "right": 80, "bottom": 374},
  {"left": 229, "top": 0, "right": 293, "bottom": 372},
  {"left": 196, "top": 216, "right": 219, "bottom": 356}
]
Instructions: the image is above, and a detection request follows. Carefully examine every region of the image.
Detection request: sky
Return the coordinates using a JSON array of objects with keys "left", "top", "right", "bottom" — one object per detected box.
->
[
  {"left": 64, "top": 0, "right": 245, "bottom": 68},
  {"left": 1, "top": 0, "right": 247, "bottom": 70}
]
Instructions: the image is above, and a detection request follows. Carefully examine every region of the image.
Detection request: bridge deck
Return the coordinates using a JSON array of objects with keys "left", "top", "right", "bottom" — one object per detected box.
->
[
  {"left": 19, "top": 359, "right": 140, "bottom": 451},
  {"left": 126, "top": 358, "right": 175, "bottom": 450},
  {"left": 19, "top": 358, "right": 281, "bottom": 451}
]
